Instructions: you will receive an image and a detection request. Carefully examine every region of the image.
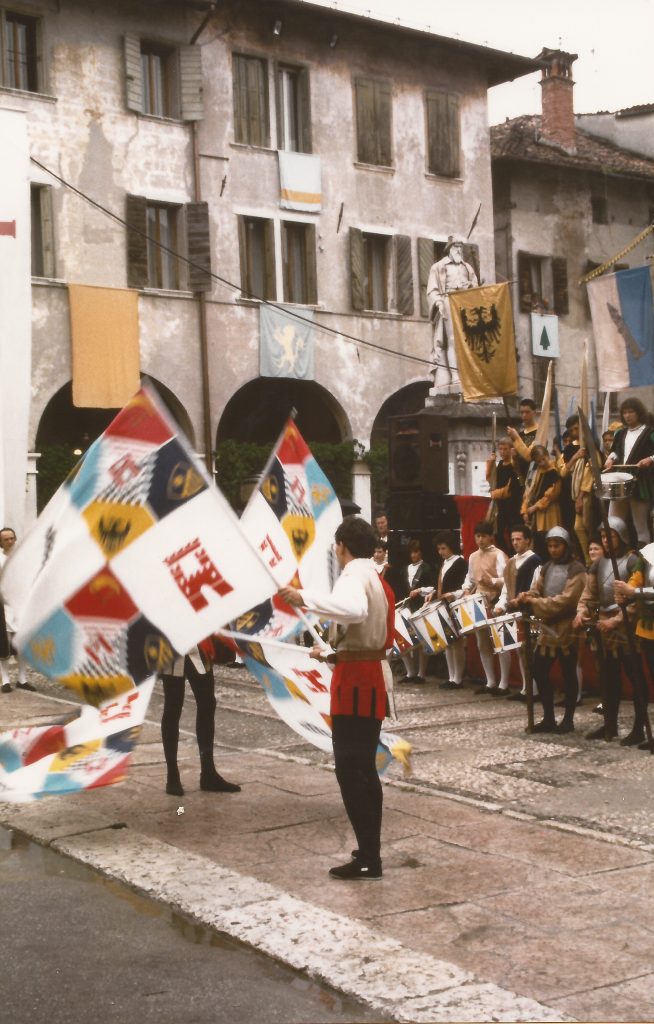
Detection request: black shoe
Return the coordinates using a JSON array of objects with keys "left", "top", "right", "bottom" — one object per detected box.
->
[
  {"left": 554, "top": 697, "right": 566, "bottom": 708},
  {"left": 329, "top": 859, "right": 382, "bottom": 881},
  {"left": 531, "top": 719, "right": 557, "bottom": 734},
  {"left": 439, "top": 680, "right": 459, "bottom": 690},
  {"left": 474, "top": 685, "right": 496, "bottom": 695},
  {"left": 637, "top": 740, "right": 654, "bottom": 752},
  {"left": 507, "top": 691, "right": 526, "bottom": 702},
  {"left": 1, "top": 683, "right": 11, "bottom": 694},
  {"left": 556, "top": 718, "right": 575, "bottom": 735},
  {"left": 16, "top": 681, "right": 36, "bottom": 692},
  {"left": 401, "top": 675, "right": 416, "bottom": 683},
  {"left": 492, "top": 687, "right": 510, "bottom": 697},
  {"left": 412, "top": 676, "right": 426, "bottom": 684},
  {"left": 585, "top": 725, "right": 616, "bottom": 741},
  {"left": 592, "top": 703, "right": 604, "bottom": 716},
  {"left": 620, "top": 729, "right": 645, "bottom": 747},
  {"left": 166, "top": 778, "right": 184, "bottom": 796},
  {"left": 200, "top": 771, "right": 241, "bottom": 793}
]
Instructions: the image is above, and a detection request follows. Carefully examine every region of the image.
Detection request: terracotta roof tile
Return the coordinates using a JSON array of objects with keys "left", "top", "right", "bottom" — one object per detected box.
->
[{"left": 490, "top": 114, "right": 654, "bottom": 180}]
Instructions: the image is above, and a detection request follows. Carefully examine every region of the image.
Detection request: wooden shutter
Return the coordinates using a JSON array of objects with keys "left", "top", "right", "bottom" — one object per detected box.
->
[
  {"left": 426, "top": 90, "right": 460, "bottom": 177},
  {"left": 263, "top": 219, "right": 276, "bottom": 300},
  {"left": 417, "top": 237, "right": 436, "bottom": 317},
  {"left": 237, "top": 215, "right": 249, "bottom": 294},
  {"left": 246, "top": 56, "right": 269, "bottom": 147},
  {"left": 186, "top": 202, "right": 211, "bottom": 292},
  {"left": 124, "top": 33, "right": 143, "bottom": 113},
  {"left": 376, "top": 80, "right": 392, "bottom": 167},
  {"left": 39, "top": 187, "right": 55, "bottom": 278},
  {"left": 232, "top": 55, "right": 248, "bottom": 143},
  {"left": 125, "top": 194, "right": 148, "bottom": 288},
  {"left": 394, "top": 235, "right": 414, "bottom": 315},
  {"left": 298, "top": 67, "right": 312, "bottom": 154},
  {"left": 552, "top": 257, "right": 569, "bottom": 315},
  {"left": 517, "top": 251, "right": 532, "bottom": 312},
  {"left": 350, "top": 227, "right": 365, "bottom": 310},
  {"left": 462, "top": 242, "right": 480, "bottom": 283},
  {"left": 305, "top": 223, "right": 317, "bottom": 304},
  {"left": 355, "top": 78, "right": 375, "bottom": 164},
  {"left": 179, "top": 44, "right": 203, "bottom": 121}
]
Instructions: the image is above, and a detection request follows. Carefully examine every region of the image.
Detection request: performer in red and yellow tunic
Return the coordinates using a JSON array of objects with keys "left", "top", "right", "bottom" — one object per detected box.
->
[{"left": 280, "top": 516, "right": 394, "bottom": 881}]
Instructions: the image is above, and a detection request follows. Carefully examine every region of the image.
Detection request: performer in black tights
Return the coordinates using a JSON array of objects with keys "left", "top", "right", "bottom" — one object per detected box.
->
[{"left": 160, "top": 646, "right": 240, "bottom": 796}]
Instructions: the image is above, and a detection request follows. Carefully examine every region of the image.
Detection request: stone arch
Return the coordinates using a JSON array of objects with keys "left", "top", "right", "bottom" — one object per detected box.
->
[
  {"left": 216, "top": 377, "right": 350, "bottom": 444},
  {"left": 370, "top": 379, "right": 431, "bottom": 446}
]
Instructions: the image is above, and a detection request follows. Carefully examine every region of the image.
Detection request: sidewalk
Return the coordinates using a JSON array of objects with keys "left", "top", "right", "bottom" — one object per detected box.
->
[{"left": 1, "top": 676, "right": 653, "bottom": 1022}]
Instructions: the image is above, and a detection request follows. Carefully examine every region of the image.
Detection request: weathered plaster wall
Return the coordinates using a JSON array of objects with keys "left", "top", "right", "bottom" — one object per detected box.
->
[{"left": 577, "top": 113, "right": 654, "bottom": 161}]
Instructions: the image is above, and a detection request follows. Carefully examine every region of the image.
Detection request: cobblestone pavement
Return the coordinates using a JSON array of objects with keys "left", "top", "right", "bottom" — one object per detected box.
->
[{"left": 1, "top": 661, "right": 653, "bottom": 1022}]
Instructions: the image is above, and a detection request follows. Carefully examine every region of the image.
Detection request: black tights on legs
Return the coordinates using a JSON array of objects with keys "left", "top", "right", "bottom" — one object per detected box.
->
[{"left": 332, "top": 715, "right": 383, "bottom": 866}]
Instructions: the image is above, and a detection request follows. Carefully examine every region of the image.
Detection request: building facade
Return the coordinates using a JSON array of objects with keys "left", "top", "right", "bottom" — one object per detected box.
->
[{"left": 0, "top": 0, "right": 535, "bottom": 532}]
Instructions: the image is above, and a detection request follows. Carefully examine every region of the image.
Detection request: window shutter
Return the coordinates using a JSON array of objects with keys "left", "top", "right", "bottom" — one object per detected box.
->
[
  {"left": 247, "top": 56, "right": 269, "bottom": 147},
  {"left": 232, "top": 55, "right": 248, "bottom": 143},
  {"left": 281, "top": 221, "right": 289, "bottom": 302},
  {"left": 179, "top": 45, "right": 203, "bottom": 121},
  {"left": 517, "top": 251, "right": 532, "bottom": 313},
  {"left": 186, "top": 202, "right": 211, "bottom": 292},
  {"left": 125, "top": 194, "right": 148, "bottom": 288},
  {"left": 462, "top": 243, "right": 480, "bottom": 283},
  {"left": 124, "top": 33, "right": 143, "bottom": 113},
  {"left": 350, "top": 227, "right": 365, "bottom": 310},
  {"left": 298, "top": 67, "right": 312, "bottom": 154},
  {"left": 263, "top": 219, "right": 276, "bottom": 300},
  {"left": 237, "top": 215, "right": 248, "bottom": 294},
  {"left": 552, "top": 257, "right": 569, "bottom": 315},
  {"left": 376, "top": 80, "right": 392, "bottom": 167},
  {"left": 35, "top": 15, "right": 45, "bottom": 92},
  {"left": 394, "top": 235, "right": 414, "bottom": 315},
  {"left": 304, "top": 223, "right": 317, "bottom": 304},
  {"left": 426, "top": 91, "right": 459, "bottom": 177},
  {"left": 417, "top": 237, "right": 436, "bottom": 317},
  {"left": 39, "top": 187, "right": 55, "bottom": 278},
  {"left": 355, "top": 78, "right": 375, "bottom": 164}
]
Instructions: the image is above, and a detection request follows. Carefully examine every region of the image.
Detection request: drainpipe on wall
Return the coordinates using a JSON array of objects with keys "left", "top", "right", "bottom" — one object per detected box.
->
[{"left": 190, "top": 3, "right": 218, "bottom": 477}]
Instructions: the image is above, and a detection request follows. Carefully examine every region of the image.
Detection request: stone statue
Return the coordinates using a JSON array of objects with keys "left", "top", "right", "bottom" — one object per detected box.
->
[{"left": 426, "top": 238, "right": 478, "bottom": 396}]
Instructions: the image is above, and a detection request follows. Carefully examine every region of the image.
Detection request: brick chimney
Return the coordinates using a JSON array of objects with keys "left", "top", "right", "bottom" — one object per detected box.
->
[{"left": 537, "top": 48, "right": 578, "bottom": 152}]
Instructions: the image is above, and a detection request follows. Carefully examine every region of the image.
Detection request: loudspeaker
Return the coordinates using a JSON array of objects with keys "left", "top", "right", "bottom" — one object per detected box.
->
[
  {"left": 388, "top": 412, "right": 448, "bottom": 493},
  {"left": 387, "top": 491, "right": 459, "bottom": 535}
]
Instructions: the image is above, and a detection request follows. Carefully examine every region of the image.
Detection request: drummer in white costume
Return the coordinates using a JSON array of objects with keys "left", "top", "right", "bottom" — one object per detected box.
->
[
  {"left": 431, "top": 531, "right": 468, "bottom": 690},
  {"left": 494, "top": 523, "right": 542, "bottom": 702},
  {"left": 450, "top": 521, "right": 509, "bottom": 696}
]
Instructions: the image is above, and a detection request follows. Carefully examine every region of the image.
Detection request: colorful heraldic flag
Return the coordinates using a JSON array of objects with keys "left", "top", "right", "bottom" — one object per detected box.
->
[
  {"left": 1, "top": 385, "right": 277, "bottom": 710},
  {"left": 260, "top": 304, "right": 315, "bottom": 380},
  {"left": 587, "top": 265, "right": 654, "bottom": 390},
  {"left": 449, "top": 282, "right": 518, "bottom": 401},
  {"left": 240, "top": 418, "right": 342, "bottom": 593},
  {"left": 0, "top": 677, "right": 154, "bottom": 802},
  {"left": 531, "top": 312, "right": 560, "bottom": 358},
  {"left": 236, "top": 634, "right": 411, "bottom": 776}
]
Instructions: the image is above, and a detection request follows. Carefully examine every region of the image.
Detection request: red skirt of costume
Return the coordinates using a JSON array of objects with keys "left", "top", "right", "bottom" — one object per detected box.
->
[{"left": 330, "top": 577, "right": 395, "bottom": 721}]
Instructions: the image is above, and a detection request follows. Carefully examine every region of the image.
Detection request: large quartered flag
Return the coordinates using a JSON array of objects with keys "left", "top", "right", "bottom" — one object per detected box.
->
[
  {"left": 449, "top": 282, "right": 518, "bottom": 401},
  {"left": 587, "top": 265, "right": 654, "bottom": 390},
  {"left": 240, "top": 418, "right": 342, "bottom": 592},
  {"left": 0, "top": 385, "right": 278, "bottom": 799},
  {"left": 0, "top": 678, "right": 154, "bottom": 802}
]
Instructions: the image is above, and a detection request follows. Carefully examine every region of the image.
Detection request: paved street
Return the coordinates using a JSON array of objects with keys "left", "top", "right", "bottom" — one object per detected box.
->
[{"left": 1, "top": 661, "right": 654, "bottom": 1022}]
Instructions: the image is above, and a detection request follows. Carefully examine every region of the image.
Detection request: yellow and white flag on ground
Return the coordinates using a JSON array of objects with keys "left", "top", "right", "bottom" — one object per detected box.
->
[{"left": 449, "top": 282, "right": 517, "bottom": 401}]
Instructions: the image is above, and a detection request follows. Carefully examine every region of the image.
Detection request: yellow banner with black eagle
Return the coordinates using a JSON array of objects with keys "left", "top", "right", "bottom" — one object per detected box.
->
[{"left": 449, "top": 282, "right": 517, "bottom": 401}]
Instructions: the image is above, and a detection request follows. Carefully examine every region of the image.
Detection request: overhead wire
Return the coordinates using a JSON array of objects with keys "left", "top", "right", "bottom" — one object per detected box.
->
[{"left": 31, "top": 155, "right": 594, "bottom": 394}]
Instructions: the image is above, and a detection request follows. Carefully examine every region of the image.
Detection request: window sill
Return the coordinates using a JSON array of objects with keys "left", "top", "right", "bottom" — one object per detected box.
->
[
  {"left": 136, "top": 111, "right": 187, "bottom": 127},
  {"left": 32, "top": 276, "right": 66, "bottom": 287},
  {"left": 356, "top": 309, "right": 404, "bottom": 319},
  {"left": 0, "top": 85, "right": 55, "bottom": 103},
  {"left": 424, "top": 172, "right": 463, "bottom": 183},
  {"left": 141, "top": 287, "right": 195, "bottom": 299},
  {"left": 353, "top": 162, "right": 395, "bottom": 174},
  {"left": 236, "top": 296, "right": 324, "bottom": 311},
  {"left": 230, "top": 142, "right": 274, "bottom": 155}
]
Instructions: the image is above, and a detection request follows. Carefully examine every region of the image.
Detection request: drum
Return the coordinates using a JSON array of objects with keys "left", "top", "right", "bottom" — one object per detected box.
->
[
  {"left": 487, "top": 612, "right": 523, "bottom": 654},
  {"left": 450, "top": 594, "right": 488, "bottom": 635},
  {"left": 389, "top": 605, "right": 420, "bottom": 656},
  {"left": 595, "top": 471, "right": 635, "bottom": 500},
  {"left": 410, "top": 599, "right": 457, "bottom": 654}
]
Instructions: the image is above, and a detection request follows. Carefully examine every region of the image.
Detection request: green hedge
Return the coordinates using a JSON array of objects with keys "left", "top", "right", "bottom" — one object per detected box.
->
[{"left": 37, "top": 445, "right": 78, "bottom": 513}]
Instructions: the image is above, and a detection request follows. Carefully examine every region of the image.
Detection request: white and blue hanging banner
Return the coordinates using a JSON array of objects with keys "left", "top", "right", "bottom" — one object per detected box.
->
[
  {"left": 531, "top": 313, "right": 560, "bottom": 358},
  {"left": 260, "top": 304, "right": 314, "bottom": 380}
]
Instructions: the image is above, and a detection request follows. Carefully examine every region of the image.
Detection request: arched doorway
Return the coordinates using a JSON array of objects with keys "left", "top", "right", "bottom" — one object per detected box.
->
[
  {"left": 370, "top": 381, "right": 430, "bottom": 447},
  {"left": 34, "top": 377, "right": 193, "bottom": 510},
  {"left": 216, "top": 378, "right": 348, "bottom": 444}
]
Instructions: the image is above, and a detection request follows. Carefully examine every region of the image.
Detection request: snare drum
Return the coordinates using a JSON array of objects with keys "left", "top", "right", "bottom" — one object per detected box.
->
[
  {"left": 450, "top": 594, "right": 488, "bottom": 634},
  {"left": 389, "top": 605, "right": 419, "bottom": 656},
  {"left": 596, "top": 471, "right": 635, "bottom": 500},
  {"left": 487, "top": 612, "right": 523, "bottom": 654},
  {"left": 410, "top": 600, "right": 451, "bottom": 654}
]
